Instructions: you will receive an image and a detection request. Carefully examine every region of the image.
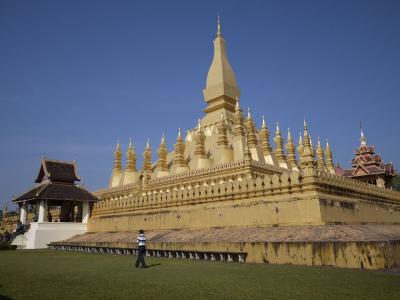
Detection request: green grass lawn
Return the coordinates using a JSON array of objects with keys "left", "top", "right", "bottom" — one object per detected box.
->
[{"left": 0, "top": 250, "right": 399, "bottom": 300}]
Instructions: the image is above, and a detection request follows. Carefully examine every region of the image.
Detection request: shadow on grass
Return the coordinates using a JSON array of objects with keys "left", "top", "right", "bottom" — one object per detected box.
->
[
  {"left": 146, "top": 263, "right": 162, "bottom": 268},
  {"left": 0, "top": 286, "right": 13, "bottom": 300}
]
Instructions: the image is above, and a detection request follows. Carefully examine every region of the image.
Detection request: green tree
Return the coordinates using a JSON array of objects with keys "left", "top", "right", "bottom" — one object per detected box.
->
[{"left": 391, "top": 175, "right": 400, "bottom": 191}]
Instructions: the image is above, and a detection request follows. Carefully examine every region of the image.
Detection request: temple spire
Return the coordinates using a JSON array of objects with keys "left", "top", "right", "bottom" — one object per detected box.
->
[
  {"left": 126, "top": 138, "right": 136, "bottom": 171},
  {"left": 245, "top": 107, "right": 258, "bottom": 148},
  {"left": 217, "top": 13, "right": 221, "bottom": 37},
  {"left": 360, "top": 126, "right": 367, "bottom": 147},
  {"left": 203, "top": 15, "right": 240, "bottom": 114},
  {"left": 274, "top": 122, "right": 287, "bottom": 168},
  {"left": 113, "top": 140, "right": 122, "bottom": 171},
  {"left": 156, "top": 133, "right": 168, "bottom": 172},
  {"left": 286, "top": 128, "right": 298, "bottom": 170},
  {"left": 172, "top": 128, "right": 188, "bottom": 173},
  {"left": 316, "top": 137, "right": 326, "bottom": 172},
  {"left": 325, "top": 139, "right": 335, "bottom": 174},
  {"left": 142, "top": 139, "right": 152, "bottom": 173}
]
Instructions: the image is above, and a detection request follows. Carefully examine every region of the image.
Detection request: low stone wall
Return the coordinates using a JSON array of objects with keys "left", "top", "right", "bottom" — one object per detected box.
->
[
  {"left": 51, "top": 225, "right": 400, "bottom": 269},
  {"left": 50, "top": 239, "right": 400, "bottom": 270}
]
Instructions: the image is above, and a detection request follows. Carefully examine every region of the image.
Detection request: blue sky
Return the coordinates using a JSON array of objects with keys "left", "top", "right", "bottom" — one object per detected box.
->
[{"left": 1, "top": 0, "right": 399, "bottom": 209}]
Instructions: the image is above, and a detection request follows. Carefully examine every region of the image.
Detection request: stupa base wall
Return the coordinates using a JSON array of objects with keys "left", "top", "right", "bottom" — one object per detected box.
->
[{"left": 88, "top": 196, "right": 324, "bottom": 232}]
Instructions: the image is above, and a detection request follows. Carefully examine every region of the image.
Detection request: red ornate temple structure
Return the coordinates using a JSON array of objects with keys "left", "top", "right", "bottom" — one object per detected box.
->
[{"left": 336, "top": 128, "right": 396, "bottom": 188}]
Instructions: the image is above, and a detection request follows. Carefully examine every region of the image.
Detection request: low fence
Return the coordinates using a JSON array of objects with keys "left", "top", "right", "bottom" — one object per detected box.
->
[{"left": 48, "top": 243, "right": 246, "bottom": 263}]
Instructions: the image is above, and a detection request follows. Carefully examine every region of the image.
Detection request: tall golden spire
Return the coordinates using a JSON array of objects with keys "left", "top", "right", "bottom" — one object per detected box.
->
[
  {"left": 325, "top": 139, "right": 335, "bottom": 174},
  {"left": 126, "top": 138, "right": 137, "bottom": 171},
  {"left": 113, "top": 140, "right": 122, "bottom": 171},
  {"left": 142, "top": 139, "right": 152, "bottom": 173},
  {"left": 273, "top": 122, "right": 286, "bottom": 164},
  {"left": 286, "top": 128, "right": 298, "bottom": 170},
  {"left": 203, "top": 15, "right": 240, "bottom": 113},
  {"left": 316, "top": 137, "right": 326, "bottom": 172},
  {"left": 157, "top": 133, "right": 168, "bottom": 172}
]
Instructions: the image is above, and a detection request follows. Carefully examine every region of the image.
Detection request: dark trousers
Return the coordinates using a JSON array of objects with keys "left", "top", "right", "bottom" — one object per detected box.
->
[{"left": 135, "top": 246, "right": 146, "bottom": 268}]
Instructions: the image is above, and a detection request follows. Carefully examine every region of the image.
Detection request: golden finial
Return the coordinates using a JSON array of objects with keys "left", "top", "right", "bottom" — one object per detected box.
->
[
  {"left": 217, "top": 13, "right": 221, "bottom": 37},
  {"left": 197, "top": 119, "right": 201, "bottom": 131},
  {"left": 287, "top": 128, "right": 292, "bottom": 140},
  {"left": 247, "top": 107, "right": 252, "bottom": 120},
  {"left": 178, "top": 128, "right": 182, "bottom": 139},
  {"left": 161, "top": 132, "right": 165, "bottom": 145},
  {"left": 276, "top": 122, "right": 280, "bottom": 134},
  {"left": 116, "top": 139, "right": 121, "bottom": 151},
  {"left": 128, "top": 137, "right": 132, "bottom": 149},
  {"left": 146, "top": 138, "right": 150, "bottom": 150},
  {"left": 262, "top": 115, "right": 266, "bottom": 129},
  {"left": 297, "top": 133, "right": 304, "bottom": 155}
]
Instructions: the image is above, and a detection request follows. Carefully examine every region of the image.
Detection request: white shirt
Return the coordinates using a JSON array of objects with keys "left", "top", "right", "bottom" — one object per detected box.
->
[{"left": 137, "top": 234, "right": 146, "bottom": 246}]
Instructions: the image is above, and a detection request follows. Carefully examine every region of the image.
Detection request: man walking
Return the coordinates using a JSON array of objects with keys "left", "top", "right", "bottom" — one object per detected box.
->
[{"left": 135, "top": 229, "right": 147, "bottom": 268}]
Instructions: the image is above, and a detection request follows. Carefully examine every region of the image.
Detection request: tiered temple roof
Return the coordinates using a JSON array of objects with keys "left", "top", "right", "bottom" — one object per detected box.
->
[
  {"left": 336, "top": 129, "right": 396, "bottom": 188},
  {"left": 13, "top": 158, "right": 98, "bottom": 204}
]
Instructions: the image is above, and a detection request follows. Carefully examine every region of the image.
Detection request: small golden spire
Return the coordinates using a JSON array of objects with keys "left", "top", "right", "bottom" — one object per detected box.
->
[
  {"left": 274, "top": 122, "right": 286, "bottom": 163},
  {"left": 245, "top": 109, "right": 257, "bottom": 147},
  {"left": 233, "top": 99, "right": 245, "bottom": 137},
  {"left": 173, "top": 127, "right": 187, "bottom": 169},
  {"left": 126, "top": 138, "right": 136, "bottom": 171},
  {"left": 325, "top": 138, "right": 335, "bottom": 173},
  {"left": 286, "top": 128, "right": 298, "bottom": 169},
  {"left": 316, "top": 137, "right": 326, "bottom": 172},
  {"left": 217, "top": 111, "right": 229, "bottom": 147},
  {"left": 157, "top": 133, "right": 168, "bottom": 172},
  {"left": 142, "top": 139, "right": 152, "bottom": 172},
  {"left": 197, "top": 119, "right": 201, "bottom": 131},
  {"left": 113, "top": 139, "right": 122, "bottom": 171},
  {"left": 260, "top": 116, "right": 272, "bottom": 155}
]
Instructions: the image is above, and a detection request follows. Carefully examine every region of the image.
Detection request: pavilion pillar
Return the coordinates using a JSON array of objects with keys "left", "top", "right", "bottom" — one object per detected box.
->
[
  {"left": 82, "top": 202, "right": 90, "bottom": 224},
  {"left": 38, "top": 200, "right": 46, "bottom": 222},
  {"left": 20, "top": 202, "right": 28, "bottom": 225}
]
